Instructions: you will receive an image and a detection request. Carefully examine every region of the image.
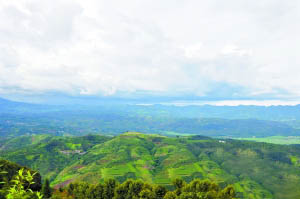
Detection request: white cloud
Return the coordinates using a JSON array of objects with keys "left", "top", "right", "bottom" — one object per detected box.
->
[
  {"left": 0, "top": 0, "right": 299, "bottom": 100},
  {"left": 221, "top": 45, "right": 252, "bottom": 57}
]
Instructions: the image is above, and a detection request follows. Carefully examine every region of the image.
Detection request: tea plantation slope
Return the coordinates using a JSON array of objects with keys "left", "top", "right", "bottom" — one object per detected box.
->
[
  {"left": 50, "top": 133, "right": 300, "bottom": 199},
  {"left": 0, "top": 134, "right": 111, "bottom": 182}
]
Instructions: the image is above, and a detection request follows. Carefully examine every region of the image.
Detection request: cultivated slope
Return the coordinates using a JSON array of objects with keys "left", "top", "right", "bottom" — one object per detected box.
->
[{"left": 2, "top": 133, "right": 300, "bottom": 198}]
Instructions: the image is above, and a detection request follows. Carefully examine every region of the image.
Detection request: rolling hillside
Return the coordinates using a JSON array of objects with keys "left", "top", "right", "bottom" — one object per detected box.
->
[{"left": 1, "top": 133, "right": 300, "bottom": 198}]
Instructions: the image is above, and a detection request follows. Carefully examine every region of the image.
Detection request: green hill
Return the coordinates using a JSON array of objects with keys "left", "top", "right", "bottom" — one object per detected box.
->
[
  {"left": 1, "top": 133, "right": 300, "bottom": 198},
  {"left": 0, "top": 134, "right": 110, "bottom": 182}
]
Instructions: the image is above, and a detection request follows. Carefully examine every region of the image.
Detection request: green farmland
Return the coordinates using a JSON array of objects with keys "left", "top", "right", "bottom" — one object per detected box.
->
[
  {"left": 2, "top": 132, "right": 300, "bottom": 198},
  {"left": 237, "top": 136, "right": 300, "bottom": 145}
]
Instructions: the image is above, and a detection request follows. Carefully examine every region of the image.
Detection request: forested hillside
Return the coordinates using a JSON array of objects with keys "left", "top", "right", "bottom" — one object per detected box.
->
[{"left": 1, "top": 133, "right": 300, "bottom": 198}]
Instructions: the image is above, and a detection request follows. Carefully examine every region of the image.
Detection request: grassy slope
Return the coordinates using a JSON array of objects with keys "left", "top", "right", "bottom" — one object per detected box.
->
[
  {"left": 52, "top": 133, "right": 300, "bottom": 199},
  {"left": 237, "top": 136, "right": 300, "bottom": 145},
  {"left": 0, "top": 134, "right": 111, "bottom": 181},
  {"left": 0, "top": 134, "right": 52, "bottom": 151},
  {"left": 2, "top": 133, "right": 300, "bottom": 198}
]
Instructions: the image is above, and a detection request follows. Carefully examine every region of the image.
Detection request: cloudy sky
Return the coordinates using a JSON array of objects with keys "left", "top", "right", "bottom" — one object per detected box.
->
[{"left": 0, "top": 0, "right": 299, "bottom": 103}]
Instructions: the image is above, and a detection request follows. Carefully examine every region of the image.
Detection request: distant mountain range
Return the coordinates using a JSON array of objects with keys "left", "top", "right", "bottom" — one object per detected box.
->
[
  {"left": 1, "top": 97, "right": 300, "bottom": 138},
  {"left": 0, "top": 97, "right": 47, "bottom": 113},
  {"left": 2, "top": 97, "right": 300, "bottom": 120},
  {"left": 0, "top": 97, "right": 23, "bottom": 107}
]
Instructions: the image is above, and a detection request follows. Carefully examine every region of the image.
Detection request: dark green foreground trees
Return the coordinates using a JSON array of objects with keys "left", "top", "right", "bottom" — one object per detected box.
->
[
  {"left": 0, "top": 160, "right": 42, "bottom": 199},
  {"left": 53, "top": 178, "right": 235, "bottom": 199},
  {"left": 0, "top": 159, "right": 235, "bottom": 199}
]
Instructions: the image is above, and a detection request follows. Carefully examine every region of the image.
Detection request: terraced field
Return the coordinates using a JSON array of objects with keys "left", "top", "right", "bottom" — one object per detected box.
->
[{"left": 2, "top": 132, "right": 300, "bottom": 198}]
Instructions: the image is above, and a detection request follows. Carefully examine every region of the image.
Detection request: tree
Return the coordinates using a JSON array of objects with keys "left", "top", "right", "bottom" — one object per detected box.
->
[
  {"left": 139, "top": 189, "right": 155, "bottom": 199},
  {"left": 172, "top": 178, "right": 186, "bottom": 196},
  {"left": 114, "top": 179, "right": 144, "bottom": 199},
  {"left": 49, "top": 178, "right": 235, "bottom": 199},
  {"left": 67, "top": 182, "right": 90, "bottom": 199},
  {"left": 86, "top": 183, "right": 104, "bottom": 199},
  {"left": 67, "top": 183, "right": 75, "bottom": 196},
  {"left": 154, "top": 185, "right": 167, "bottom": 199},
  {"left": 178, "top": 179, "right": 235, "bottom": 199},
  {"left": 182, "top": 179, "right": 219, "bottom": 193},
  {"left": 103, "top": 179, "right": 118, "bottom": 199},
  {"left": 163, "top": 191, "right": 177, "bottom": 199},
  {"left": 41, "top": 178, "right": 52, "bottom": 198},
  {"left": 173, "top": 178, "right": 185, "bottom": 189},
  {"left": 218, "top": 186, "right": 235, "bottom": 199}
]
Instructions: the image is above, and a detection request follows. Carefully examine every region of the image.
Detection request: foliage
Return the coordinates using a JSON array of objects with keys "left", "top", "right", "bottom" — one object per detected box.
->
[
  {"left": 41, "top": 178, "right": 52, "bottom": 198},
  {"left": 3, "top": 133, "right": 300, "bottom": 198},
  {"left": 0, "top": 160, "right": 43, "bottom": 198},
  {"left": 0, "top": 135, "right": 110, "bottom": 182},
  {"left": 6, "top": 168, "right": 43, "bottom": 199},
  {"left": 0, "top": 159, "right": 42, "bottom": 194},
  {"left": 237, "top": 136, "right": 300, "bottom": 145},
  {"left": 52, "top": 178, "right": 235, "bottom": 199}
]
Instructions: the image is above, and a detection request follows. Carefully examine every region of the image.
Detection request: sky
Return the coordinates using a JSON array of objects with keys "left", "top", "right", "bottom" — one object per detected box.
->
[{"left": 0, "top": 0, "right": 299, "bottom": 104}]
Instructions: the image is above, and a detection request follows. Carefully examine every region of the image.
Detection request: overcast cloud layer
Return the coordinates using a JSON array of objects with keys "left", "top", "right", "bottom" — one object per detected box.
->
[{"left": 0, "top": 0, "right": 299, "bottom": 101}]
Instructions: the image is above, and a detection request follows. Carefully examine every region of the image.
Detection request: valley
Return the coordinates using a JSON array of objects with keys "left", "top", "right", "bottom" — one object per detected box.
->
[{"left": 1, "top": 98, "right": 300, "bottom": 198}]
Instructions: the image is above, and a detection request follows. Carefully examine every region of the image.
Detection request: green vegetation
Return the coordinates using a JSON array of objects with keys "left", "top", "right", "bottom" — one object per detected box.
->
[
  {"left": 5, "top": 168, "right": 43, "bottom": 199},
  {"left": 3, "top": 95, "right": 300, "bottom": 198},
  {"left": 2, "top": 133, "right": 300, "bottom": 198},
  {"left": 2, "top": 98, "right": 300, "bottom": 139},
  {"left": 1, "top": 112, "right": 300, "bottom": 138},
  {"left": 0, "top": 160, "right": 42, "bottom": 199},
  {"left": 52, "top": 178, "right": 235, "bottom": 199},
  {"left": 41, "top": 178, "right": 52, "bottom": 199},
  {"left": 0, "top": 158, "right": 234, "bottom": 199},
  {"left": 0, "top": 135, "right": 110, "bottom": 181},
  {"left": 237, "top": 136, "right": 300, "bottom": 145}
]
